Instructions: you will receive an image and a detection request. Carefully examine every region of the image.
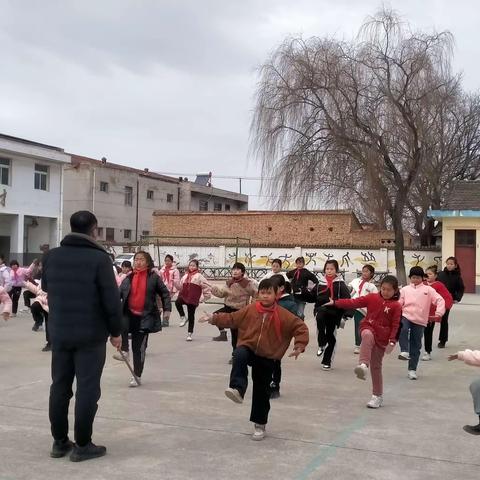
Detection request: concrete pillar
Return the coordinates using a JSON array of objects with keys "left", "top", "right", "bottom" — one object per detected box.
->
[
  {"left": 10, "top": 214, "right": 24, "bottom": 263},
  {"left": 49, "top": 218, "right": 58, "bottom": 248}
]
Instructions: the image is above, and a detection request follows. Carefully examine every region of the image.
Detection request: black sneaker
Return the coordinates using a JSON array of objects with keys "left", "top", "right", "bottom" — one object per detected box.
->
[
  {"left": 463, "top": 424, "right": 480, "bottom": 435},
  {"left": 270, "top": 389, "right": 280, "bottom": 399},
  {"left": 50, "top": 439, "right": 73, "bottom": 458},
  {"left": 437, "top": 342, "right": 446, "bottom": 349},
  {"left": 70, "top": 442, "right": 107, "bottom": 462},
  {"left": 42, "top": 343, "right": 52, "bottom": 352},
  {"left": 32, "top": 323, "right": 41, "bottom": 332}
]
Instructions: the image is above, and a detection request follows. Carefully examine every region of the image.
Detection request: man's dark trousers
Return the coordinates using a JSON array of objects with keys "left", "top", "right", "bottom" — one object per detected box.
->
[{"left": 49, "top": 342, "right": 106, "bottom": 446}]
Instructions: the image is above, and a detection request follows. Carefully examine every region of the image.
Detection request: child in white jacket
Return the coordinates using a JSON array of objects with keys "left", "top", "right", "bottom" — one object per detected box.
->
[
  {"left": 349, "top": 265, "right": 377, "bottom": 354},
  {"left": 449, "top": 349, "right": 480, "bottom": 435}
]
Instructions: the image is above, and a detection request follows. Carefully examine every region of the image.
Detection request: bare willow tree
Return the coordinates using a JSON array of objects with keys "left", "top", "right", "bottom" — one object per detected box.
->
[{"left": 250, "top": 8, "right": 473, "bottom": 283}]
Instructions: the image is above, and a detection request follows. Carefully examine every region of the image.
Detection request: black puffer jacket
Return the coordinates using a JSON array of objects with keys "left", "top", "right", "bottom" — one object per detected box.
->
[
  {"left": 42, "top": 233, "right": 123, "bottom": 347},
  {"left": 438, "top": 269, "right": 465, "bottom": 302},
  {"left": 286, "top": 268, "right": 319, "bottom": 302},
  {"left": 119, "top": 270, "right": 172, "bottom": 333},
  {"left": 314, "top": 274, "right": 354, "bottom": 322}
]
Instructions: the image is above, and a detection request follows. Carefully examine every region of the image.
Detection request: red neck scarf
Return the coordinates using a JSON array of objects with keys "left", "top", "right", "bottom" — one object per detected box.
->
[
  {"left": 185, "top": 269, "right": 199, "bottom": 284},
  {"left": 294, "top": 268, "right": 302, "bottom": 281},
  {"left": 255, "top": 301, "right": 282, "bottom": 340},
  {"left": 326, "top": 275, "right": 335, "bottom": 298},
  {"left": 128, "top": 268, "right": 148, "bottom": 315},
  {"left": 163, "top": 265, "right": 171, "bottom": 283}
]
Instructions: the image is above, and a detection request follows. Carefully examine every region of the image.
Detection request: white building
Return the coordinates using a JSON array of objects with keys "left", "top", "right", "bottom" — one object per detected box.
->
[
  {"left": 63, "top": 155, "right": 248, "bottom": 243},
  {"left": 0, "top": 134, "right": 70, "bottom": 263}
]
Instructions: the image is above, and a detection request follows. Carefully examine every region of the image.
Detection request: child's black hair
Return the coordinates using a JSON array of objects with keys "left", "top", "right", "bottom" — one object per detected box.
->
[
  {"left": 121, "top": 260, "right": 132, "bottom": 269},
  {"left": 362, "top": 264, "right": 375, "bottom": 277},
  {"left": 258, "top": 278, "right": 279, "bottom": 293},
  {"left": 426, "top": 264, "right": 438, "bottom": 275},
  {"left": 165, "top": 254, "right": 174, "bottom": 262},
  {"left": 272, "top": 258, "right": 282, "bottom": 267},
  {"left": 284, "top": 281, "right": 292, "bottom": 294},
  {"left": 446, "top": 256, "right": 461, "bottom": 273},
  {"left": 295, "top": 256, "right": 305, "bottom": 264},
  {"left": 323, "top": 259, "right": 339, "bottom": 273},
  {"left": 269, "top": 274, "right": 286, "bottom": 290},
  {"left": 232, "top": 262, "right": 246, "bottom": 274},
  {"left": 189, "top": 259, "right": 199, "bottom": 268},
  {"left": 409, "top": 266, "right": 424, "bottom": 278},
  {"left": 380, "top": 275, "right": 400, "bottom": 300},
  {"left": 9, "top": 260, "right": 19, "bottom": 267},
  {"left": 134, "top": 251, "right": 155, "bottom": 270}
]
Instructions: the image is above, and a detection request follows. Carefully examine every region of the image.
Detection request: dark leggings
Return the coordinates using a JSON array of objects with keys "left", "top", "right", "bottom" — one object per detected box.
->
[
  {"left": 9, "top": 286, "right": 22, "bottom": 314},
  {"left": 215, "top": 305, "right": 239, "bottom": 351},
  {"left": 439, "top": 309, "right": 450, "bottom": 344},
  {"left": 31, "top": 301, "right": 49, "bottom": 344},
  {"left": 128, "top": 312, "right": 149, "bottom": 378},
  {"left": 175, "top": 298, "right": 197, "bottom": 333},
  {"left": 316, "top": 308, "right": 340, "bottom": 367}
]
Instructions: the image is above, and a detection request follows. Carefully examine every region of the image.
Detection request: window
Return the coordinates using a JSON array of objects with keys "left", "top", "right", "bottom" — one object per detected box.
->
[
  {"left": 225, "top": 204, "right": 231, "bottom": 211},
  {"left": 106, "top": 228, "right": 115, "bottom": 242},
  {"left": 167, "top": 193, "right": 174, "bottom": 203},
  {"left": 455, "top": 230, "right": 476, "bottom": 247},
  {"left": 142, "top": 230, "right": 150, "bottom": 237},
  {"left": 34, "top": 164, "right": 49, "bottom": 191},
  {"left": 214, "top": 202, "right": 222, "bottom": 211},
  {"left": 199, "top": 200, "right": 209, "bottom": 211},
  {"left": 100, "top": 181, "right": 109, "bottom": 193},
  {"left": 125, "top": 186, "right": 133, "bottom": 206},
  {"left": 96, "top": 227, "right": 104, "bottom": 238},
  {"left": 124, "top": 229, "right": 132, "bottom": 240},
  {"left": 147, "top": 190, "right": 154, "bottom": 200},
  {"left": 0, "top": 158, "right": 10, "bottom": 186}
]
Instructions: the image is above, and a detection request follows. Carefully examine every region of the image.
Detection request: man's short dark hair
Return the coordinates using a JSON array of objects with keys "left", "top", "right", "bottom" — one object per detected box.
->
[{"left": 70, "top": 211, "right": 98, "bottom": 235}]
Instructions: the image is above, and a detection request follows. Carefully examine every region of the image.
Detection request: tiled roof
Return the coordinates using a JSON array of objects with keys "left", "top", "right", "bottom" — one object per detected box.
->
[{"left": 444, "top": 181, "right": 480, "bottom": 210}]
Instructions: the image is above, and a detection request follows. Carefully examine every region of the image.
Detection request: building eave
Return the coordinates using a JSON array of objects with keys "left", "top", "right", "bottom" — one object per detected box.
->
[{"left": 428, "top": 209, "right": 480, "bottom": 218}]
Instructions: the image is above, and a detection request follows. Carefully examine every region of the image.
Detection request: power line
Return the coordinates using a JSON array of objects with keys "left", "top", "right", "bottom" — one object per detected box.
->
[{"left": 154, "top": 171, "right": 271, "bottom": 181}]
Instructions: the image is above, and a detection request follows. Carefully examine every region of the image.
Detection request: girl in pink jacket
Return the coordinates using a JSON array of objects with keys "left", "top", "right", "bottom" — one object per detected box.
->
[
  {"left": 0, "top": 286, "right": 12, "bottom": 320},
  {"left": 449, "top": 349, "right": 480, "bottom": 435},
  {"left": 398, "top": 266, "right": 445, "bottom": 380},
  {"left": 9, "top": 259, "right": 37, "bottom": 316},
  {"left": 175, "top": 260, "right": 212, "bottom": 341},
  {"left": 24, "top": 281, "right": 51, "bottom": 351}
]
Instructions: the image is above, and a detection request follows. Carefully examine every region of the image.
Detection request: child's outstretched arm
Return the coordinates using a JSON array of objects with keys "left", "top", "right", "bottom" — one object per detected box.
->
[
  {"left": 288, "top": 316, "right": 309, "bottom": 359},
  {"left": 431, "top": 289, "right": 446, "bottom": 319},
  {"left": 199, "top": 305, "right": 249, "bottom": 330},
  {"left": 328, "top": 296, "right": 370, "bottom": 310},
  {"left": 449, "top": 349, "right": 480, "bottom": 366}
]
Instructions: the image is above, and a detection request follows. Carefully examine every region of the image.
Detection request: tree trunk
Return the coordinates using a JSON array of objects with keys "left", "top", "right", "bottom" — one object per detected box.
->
[
  {"left": 392, "top": 207, "right": 407, "bottom": 286},
  {"left": 419, "top": 217, "right": 436, "bottom": 247}
]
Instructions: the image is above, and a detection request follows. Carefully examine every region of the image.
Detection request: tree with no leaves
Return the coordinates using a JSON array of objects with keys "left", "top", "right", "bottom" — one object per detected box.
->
[{"left": 250, "top": 8, "right": 480, "bottom": 284}]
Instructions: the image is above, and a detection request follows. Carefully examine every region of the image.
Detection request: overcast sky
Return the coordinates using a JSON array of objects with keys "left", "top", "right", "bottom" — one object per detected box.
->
[{"left": 1, "top": 0, "right": 479, "bottom": 208}]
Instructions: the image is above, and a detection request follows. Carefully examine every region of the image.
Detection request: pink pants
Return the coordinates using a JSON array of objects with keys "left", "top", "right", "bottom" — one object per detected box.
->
[{"left": 359, "top": 329, "right": 385, "bottom": 396}]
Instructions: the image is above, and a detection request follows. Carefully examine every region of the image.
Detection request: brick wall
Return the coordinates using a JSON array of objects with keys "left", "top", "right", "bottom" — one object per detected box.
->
[{"left": 152, "top": 210, "right": 411, "bottom": 248}]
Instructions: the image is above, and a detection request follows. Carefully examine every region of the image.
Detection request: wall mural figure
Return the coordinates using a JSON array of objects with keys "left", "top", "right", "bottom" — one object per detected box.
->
[
  {"left": 341, "top": 252, "right": 352, "bottom": 268},
  {"left": 361, "top": 251, "right": 376, "bottom": 263},
  {"left": 304, "top": 252, "right": 317, "bottom": 266},
  {"left": 278, "top": 253, "right": 293, "bottom": 269},
  {"left": 411, "top": 253, "right": 425, "bottom": 267},
  {"left": 260, "top": 253, "right": 274, "bottom": 266}
]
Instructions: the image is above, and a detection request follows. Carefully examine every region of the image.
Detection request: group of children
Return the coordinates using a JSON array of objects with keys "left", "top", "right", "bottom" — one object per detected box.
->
[{"left": 3, "top": 250, "right": 479, "bottom": 441}]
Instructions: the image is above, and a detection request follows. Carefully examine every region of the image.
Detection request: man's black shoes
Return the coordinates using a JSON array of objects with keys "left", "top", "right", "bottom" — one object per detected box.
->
[{"left": 50, "top": 439, "right": 73, "bottom": 458}]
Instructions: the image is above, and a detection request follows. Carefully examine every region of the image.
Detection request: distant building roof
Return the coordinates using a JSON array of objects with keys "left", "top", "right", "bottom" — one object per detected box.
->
[
  {"left": 0, "top": 133, "right": 65, "bottom": 152},
  {"left": 444, "top": 181, "right": 480, "bottom": 210}
]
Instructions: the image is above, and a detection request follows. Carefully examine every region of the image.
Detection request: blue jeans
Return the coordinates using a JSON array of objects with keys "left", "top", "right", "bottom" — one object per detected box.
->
[{"left": 399, "top": 317, "right": 425, "bottom": 371}]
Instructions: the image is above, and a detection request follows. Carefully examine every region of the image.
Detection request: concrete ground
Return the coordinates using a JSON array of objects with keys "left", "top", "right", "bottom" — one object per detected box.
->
[{"left": 1, "top": 296, "right": 480, "bottom": 480}]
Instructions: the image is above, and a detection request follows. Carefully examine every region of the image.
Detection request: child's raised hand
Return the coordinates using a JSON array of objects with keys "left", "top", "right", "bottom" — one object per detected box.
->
[
  {"left": 385, "top": 342, "right": 395, "bottom": 354},
  {"left": 198, "top": 311, "right": 213, "bottom": 324},
  {"left": 448, "top": 353, "right": 459, "bottom": 361},
  {"left": 288, "top": 348, "right": 302, "bottom": 360}
]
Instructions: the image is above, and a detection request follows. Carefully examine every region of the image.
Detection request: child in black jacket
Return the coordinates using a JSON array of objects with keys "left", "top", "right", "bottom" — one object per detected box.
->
[
  {"left": 314, "top": 260, "right": 351, "bottom": 370},
  {"left": 286, "top": 256, "right": 318, "bottom": 320}
]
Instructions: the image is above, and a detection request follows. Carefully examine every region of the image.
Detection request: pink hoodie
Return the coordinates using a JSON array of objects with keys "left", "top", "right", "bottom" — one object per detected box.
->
[
  {"left": 458, "top": 349, "right": 480, "bottom": 367},
  {"left": 0, "top": 286, "right": 12, "bottom": 315},
  {"left": 10, "top": 262, "right": 35, "bottom": 287},
  {"left": 399, "top": 283, "right": 445, "bottom": 326}
]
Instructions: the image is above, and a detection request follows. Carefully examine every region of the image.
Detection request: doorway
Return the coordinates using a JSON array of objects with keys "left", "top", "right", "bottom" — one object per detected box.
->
[{"left": 454, "top": 230, "right": 476, "bottom": 293}]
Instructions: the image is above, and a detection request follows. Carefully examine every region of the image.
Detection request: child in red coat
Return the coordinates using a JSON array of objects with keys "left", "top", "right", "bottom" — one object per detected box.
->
[
  {"left": 422, "top": 265, "right": 454, "bottom": 361},
  {"left": 326, "top": 275, "right": 401, "bottom": 408}
]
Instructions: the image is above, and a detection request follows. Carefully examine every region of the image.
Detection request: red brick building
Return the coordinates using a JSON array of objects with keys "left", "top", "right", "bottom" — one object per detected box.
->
[{"left": 151, "top": 210, "right": 413, "bottom": 248}]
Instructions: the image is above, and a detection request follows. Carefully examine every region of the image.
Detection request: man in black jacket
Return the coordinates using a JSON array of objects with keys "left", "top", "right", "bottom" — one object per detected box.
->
[{"left": 42, "top": 211, "right": 122, "bottom": 462}]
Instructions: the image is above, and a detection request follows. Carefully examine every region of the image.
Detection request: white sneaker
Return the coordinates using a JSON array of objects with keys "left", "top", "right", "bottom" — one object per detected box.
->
[
  {"left": 317, "top": 346, "right": 325, "bottom": 357},
  {"left": 353, "top": 346, "right": 361, "bottom": 354},
  {"left": 422, "top": 353, "right": 431, "bottom": 361},
  {"left": 224, "top": 387, "right": 243, "bottom": 404},
  {"left": 367, "top": 395, "right": 383, "bottom": 408},
  {"left": 322, "top": 364, "right": 331, "bottom": 371},
  {"left": 179, "top": 317, "right": 187, "bottom": 327},
  {"left": 252, "top": 424, "right": 266, "bottom": 441},
  {"left": 354, "top": 363, "right": 368, "bottom": 381},
  {"left": 408, "top": 370, "right": 418, "bottom": 380},
  {"left": 186, "top": 333, "right": 193, "bottom": 342},
  {"left": 113, "top": 351, "right": 129, "bottom": 361},
  {"left": 398, "top": 351, "right": 410, "bottom": 360},
  {"left": 129, "top": 376, "right": 141, "bottom": 387}
]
